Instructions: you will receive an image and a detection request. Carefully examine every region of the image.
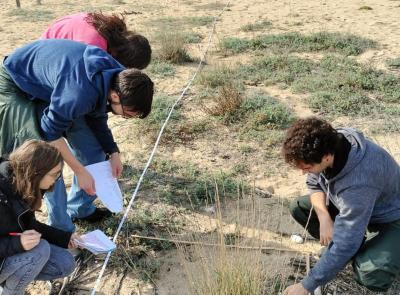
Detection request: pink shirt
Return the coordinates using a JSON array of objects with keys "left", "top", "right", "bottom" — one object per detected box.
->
[{"left": 41, "top": 13, "right": 108, "bottom": 51}]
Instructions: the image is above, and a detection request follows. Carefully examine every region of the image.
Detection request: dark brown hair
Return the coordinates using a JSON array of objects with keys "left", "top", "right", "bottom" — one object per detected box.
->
[
  {"left": 112, "top": 32, "right": 152, "bottom": 69},
  {"left": 282, "top": 117, "right": 339, "bottom": 166},
  {"left": 113, "top": 69, "right": 154, "bottom": 118},
  {"left": 9, "top": 140, "right": 63, "bottom": 211},
  {"left": 86, "top": 12, "right": 152, "bottom": 69}
]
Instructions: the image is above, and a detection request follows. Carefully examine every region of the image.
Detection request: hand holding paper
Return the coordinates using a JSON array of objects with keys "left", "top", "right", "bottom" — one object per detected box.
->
[
  {"left": 85, "top": 161, "right": 123, "bottom": 213},
  {"left": 73, "top": 230, "right": 116, "bottom": 255}
]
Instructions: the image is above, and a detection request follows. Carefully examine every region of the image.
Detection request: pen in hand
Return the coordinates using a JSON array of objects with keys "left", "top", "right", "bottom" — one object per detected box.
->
[{"left": 8, "top": 232, "right": 22, "bottom": 236}]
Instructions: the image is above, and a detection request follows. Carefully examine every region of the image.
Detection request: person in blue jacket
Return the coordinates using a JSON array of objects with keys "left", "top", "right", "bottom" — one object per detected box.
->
[
  {"left": 1, "top": 39, "right": 154, "bottom": 232},
  {"left": 281, "top": 117, "right": 400, "bottom": 295}
]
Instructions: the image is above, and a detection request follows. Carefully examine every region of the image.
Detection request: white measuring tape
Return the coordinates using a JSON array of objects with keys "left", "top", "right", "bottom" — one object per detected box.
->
[{"left": 90, "top": 2, "right": 232, "bottom": 294}]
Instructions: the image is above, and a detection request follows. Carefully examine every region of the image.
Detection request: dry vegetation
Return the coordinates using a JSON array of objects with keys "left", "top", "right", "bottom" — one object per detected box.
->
[{"left": 1, "top": 0, "right": 400, "bottom": 294}]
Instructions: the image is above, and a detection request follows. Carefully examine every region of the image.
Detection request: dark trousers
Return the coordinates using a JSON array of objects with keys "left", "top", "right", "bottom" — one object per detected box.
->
[{"left": 290, "top": 195, "right": 400, "bottom": 292}]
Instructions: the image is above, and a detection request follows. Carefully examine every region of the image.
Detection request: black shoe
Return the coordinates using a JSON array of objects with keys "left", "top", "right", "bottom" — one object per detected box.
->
[{"left": 74, "top": 207, "right": 112, "bottom": 223}]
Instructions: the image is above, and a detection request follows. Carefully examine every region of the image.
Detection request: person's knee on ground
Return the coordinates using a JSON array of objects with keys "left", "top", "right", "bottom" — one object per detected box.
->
[{"left": 353, "top": 257, "right": 397, "bottom": 292}]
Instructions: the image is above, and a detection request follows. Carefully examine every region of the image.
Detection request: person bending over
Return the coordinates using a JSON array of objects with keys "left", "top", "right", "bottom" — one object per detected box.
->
[
  {"left": 42, "top": 12, "right": 151, "bottom": 69},
  {"left": 0, "top": 39, "right": 154, "bottom": 231}
]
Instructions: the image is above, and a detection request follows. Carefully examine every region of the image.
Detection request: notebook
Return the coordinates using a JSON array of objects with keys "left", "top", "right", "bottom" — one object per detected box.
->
[
  {"left": 74, "top": 229, "right": 116, "bottom": 255},
  {"left": 85, "top": 161, "right": 123, "bottom": 213}
]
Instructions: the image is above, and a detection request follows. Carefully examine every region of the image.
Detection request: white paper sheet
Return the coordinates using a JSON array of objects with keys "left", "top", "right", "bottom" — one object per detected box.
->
[
  {"left": 85, "top": 161, "right": 123, "bottom": 213},
  {"left": 74, "top": 229, "right": 116, "bottom": 255}
]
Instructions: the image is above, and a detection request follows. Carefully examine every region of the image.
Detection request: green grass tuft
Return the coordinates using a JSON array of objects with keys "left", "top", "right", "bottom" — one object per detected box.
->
[
  {"left": 240, "top": 20, "right": 272, "bottom": 32},
  {"left": 220, "top": 32, "right": 376, "bottom": 56},
  {"left": 387, "top": 57, "right": 400, "bottom": 68},
  {"left": 197, "top": 65, "right": 241, "bottom": 88},
  {"left": 239, "top": 54, "right": 400, "bottom": 117},
  {"left": 149, "top": 159, "right": 248, "bottom": 207},
  {"left": 147, "top": 60, "right": 176, "bottom": 77}
]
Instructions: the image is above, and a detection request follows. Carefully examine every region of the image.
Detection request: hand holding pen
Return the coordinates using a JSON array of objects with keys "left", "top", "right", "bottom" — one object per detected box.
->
[{"left": 10, "top": 230, "right": 41, "bottom": 251}]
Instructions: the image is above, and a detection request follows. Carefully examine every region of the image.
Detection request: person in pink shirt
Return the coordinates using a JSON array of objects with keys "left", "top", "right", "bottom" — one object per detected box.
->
[{"left": 42, "top": 12, "right": 151, "bottom": 69}]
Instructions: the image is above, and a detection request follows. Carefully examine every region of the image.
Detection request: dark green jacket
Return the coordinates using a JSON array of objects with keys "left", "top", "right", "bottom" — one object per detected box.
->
[{"left": 0, "top": 64, "right": 41, "bottom": 155}]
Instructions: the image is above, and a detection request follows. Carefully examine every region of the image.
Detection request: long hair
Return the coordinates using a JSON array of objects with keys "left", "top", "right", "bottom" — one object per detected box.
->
[
  {"left": 86, "top": 12, "right": 128, "bottom": 47},
  {"left": 9, "top": 140, "right": 63, "bottom": 211},
  {"left": 85, "top": 12, "right": 152, "bottom": 69}
]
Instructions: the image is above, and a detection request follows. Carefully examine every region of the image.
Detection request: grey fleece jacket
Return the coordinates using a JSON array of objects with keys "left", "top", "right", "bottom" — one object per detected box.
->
[{"left": 301, "top": 128, "right": 400, "bottom": 292}]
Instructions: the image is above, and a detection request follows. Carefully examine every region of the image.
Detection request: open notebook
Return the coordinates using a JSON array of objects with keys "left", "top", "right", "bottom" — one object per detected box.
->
[
  {"left": 74, "top": 230, "right": 116, "bottom": 255},
  {"left": 85, "top": 161, "right": 123, "bottom": 213}
]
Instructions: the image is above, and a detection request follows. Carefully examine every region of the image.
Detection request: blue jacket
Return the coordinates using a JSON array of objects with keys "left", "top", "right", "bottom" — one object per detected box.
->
[
  {"left": 302, "top": 128, "right": 400, "bottom": 292},
  {"left": 3, "top": 39, "right": 124, "bottom": 154}
]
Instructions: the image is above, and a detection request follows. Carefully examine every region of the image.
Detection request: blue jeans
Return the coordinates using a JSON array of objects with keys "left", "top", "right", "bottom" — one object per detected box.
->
[
  {"left": 0, "top": 240, "right": 75, "bottom": 295},
  {"left": 44, "top": 117, "right": 106, "bottom": 231}
]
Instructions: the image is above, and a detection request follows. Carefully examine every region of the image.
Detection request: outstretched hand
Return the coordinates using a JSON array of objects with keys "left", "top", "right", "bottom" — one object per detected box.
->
[
  {"left": 76, "top": 168, "right": 96, "bottom": 196},
  {"left": 319, "top": 215, "right": 334, "bottom": 246},
  {"left": 283, "top": 283, "right": 309, "bottom": 295},
  {"left": 109, "top": 152, "right": 123, "bottom": 178}
]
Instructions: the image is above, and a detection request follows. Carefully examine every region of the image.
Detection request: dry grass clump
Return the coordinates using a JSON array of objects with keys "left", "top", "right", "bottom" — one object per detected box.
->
[
  {"left": 157, "top": 31, "right": 193, "bottom": 64},
  {"left": 201, "top": 85, "right": 243, "bottom": 117},
  {"left": 176, "top": 190, "right": 300, "bottom": 295},
  {"left": 193, "top": 251, "right": 267, "bottom": 295}
]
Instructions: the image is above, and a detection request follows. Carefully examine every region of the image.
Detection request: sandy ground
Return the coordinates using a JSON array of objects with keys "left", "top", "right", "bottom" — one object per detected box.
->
[{"left": 1, "top": 0, "right": 400, "bottom": 294}]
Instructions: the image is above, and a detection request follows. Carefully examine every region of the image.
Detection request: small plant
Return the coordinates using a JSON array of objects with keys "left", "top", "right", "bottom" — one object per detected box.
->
[
  {"left": 147, "top": 159, "right": 248, "bottom": 207},
  {"left": 197, "top": 65, "right": 241, "bottom": 88},
  {"left": 387, "top": 58, "right": 400, "bottom": 68},
  {"left": 240, "top": 20, "right": 272, "bottom": 32},
  {"left": 359, "top": 5, "right": 373, "bottom": 10},
  {"left": 149, "top": 16, "right": 213, "bottom": 30},
  {"left": 184, "top": 32, "right": 203, "bottom": 43},
  {"left": 185, "top": 16, "right": 214, "bottom": 26},
  {"left": 239, "top": 55, "right": 314, "bottom": 87},
  {"left": 202, "top": 85, "right": 243, "bottom": 118},
  {"left": 147, "top": 60, "right": 176, "bottom": 77},
  {"left": 237, "top": 93, "right": 295, "bottom": 131},
  {"left": 156, "top": 32, "right": 193, "bottom": 64},
  {"left": 232, "top": 163, "right": 250, "bottom": 175}
]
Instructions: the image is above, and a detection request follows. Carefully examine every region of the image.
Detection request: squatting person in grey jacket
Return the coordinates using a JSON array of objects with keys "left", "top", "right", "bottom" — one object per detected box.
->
[{"left": 281, "top": 117, "right": 400, "bottom": 295}]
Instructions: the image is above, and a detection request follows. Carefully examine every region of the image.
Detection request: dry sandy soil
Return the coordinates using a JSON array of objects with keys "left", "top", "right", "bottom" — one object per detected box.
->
[{"left": 1, "top": 0, "right": 400, "bottom": 294}]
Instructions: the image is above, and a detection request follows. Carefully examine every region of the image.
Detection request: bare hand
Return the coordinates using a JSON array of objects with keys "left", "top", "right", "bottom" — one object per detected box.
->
[
  {"left": 109, "top": 152, "right": 123, "bottom": 178},
  {"left": 20, "top": 230, "right": 41, "bottom": 251},
  {"left": 76, "top": 168, "right": 96, "bottom": 196},
  {"left": 68, "top": 233, "right": 81, "bottom": 249},
  {"left": 319, "top": 215, "right": 334, "bottom": 246},
  {"left": 283, "top": 283, "right": 309, "bottom": 295}
]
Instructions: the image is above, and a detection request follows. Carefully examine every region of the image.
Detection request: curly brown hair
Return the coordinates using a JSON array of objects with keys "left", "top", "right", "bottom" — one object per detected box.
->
[
  {"left": 86, "top": 12, "right": 151, "bottom": 69},
  {"left": 282, "top": 117, "right": 339, "bottom": 166},
  {"left": 9, "top": 140, "right": 63, "bottom": 211}
]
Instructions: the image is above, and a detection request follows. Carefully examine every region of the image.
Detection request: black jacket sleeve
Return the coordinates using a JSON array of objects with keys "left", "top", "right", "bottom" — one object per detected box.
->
[
  {"left": 28, "top": 218, "right": 72, "bottom": 249},
  {"left": 0, "top": 236, "right": 25, "bottom": 258}
]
